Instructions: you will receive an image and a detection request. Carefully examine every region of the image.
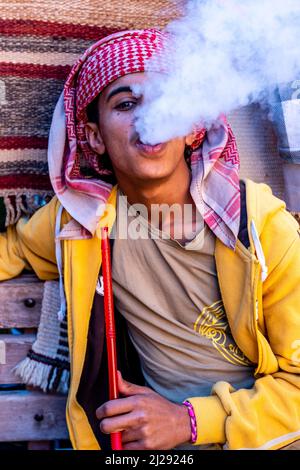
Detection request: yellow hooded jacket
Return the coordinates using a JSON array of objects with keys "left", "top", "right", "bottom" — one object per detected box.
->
[{"left": 0, "top": 179, "right": 299, "bottom": 450}]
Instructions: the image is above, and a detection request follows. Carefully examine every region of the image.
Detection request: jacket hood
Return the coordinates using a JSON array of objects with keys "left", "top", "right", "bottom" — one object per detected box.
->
[
  {"left": 244, "top": 178, "right": 286, "bottom": 237},
  {"left": 243, "top": 178, "right": 298, "bottom": 284}
]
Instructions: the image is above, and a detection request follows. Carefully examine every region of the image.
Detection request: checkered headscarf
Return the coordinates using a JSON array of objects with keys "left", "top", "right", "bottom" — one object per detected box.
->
[
  {"left": 70, "top": 29, "right": 169, "bottom": 180},
  {"left": 48, "top": 28, "right": 241, "bottom": 248}
]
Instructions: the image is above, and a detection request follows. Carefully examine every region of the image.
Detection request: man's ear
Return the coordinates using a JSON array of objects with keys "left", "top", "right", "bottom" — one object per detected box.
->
[{"left": 85, "top": 122, "right": 106, "bottom": 155}]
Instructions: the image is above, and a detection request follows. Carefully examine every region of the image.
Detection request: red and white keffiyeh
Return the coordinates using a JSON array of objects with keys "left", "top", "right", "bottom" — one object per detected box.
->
[{"left": 48, "top": 28, "right": 240, "bottom": 249}]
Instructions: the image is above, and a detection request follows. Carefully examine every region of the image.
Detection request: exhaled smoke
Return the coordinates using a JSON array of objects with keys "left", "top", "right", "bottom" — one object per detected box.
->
[{"left": 133, "top": 0, "right": 300, "bottom": 144}]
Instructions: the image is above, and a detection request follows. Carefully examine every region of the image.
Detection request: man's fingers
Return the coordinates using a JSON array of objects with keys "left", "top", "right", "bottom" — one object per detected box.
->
[
  {"left": 122, "top": 441, "right": 143, "bottom": 451},
  {"left": 99, "top": 411, "right": 145, "bottom": 434},
  {"left": 96, "top": 396, "right": 135, "bottom": 420},
  {"left": 117, "top": 370, "right": 151, "bottom": 396},
  {"left": 121, "top": 427, "right": 143, "bottom": 444}
]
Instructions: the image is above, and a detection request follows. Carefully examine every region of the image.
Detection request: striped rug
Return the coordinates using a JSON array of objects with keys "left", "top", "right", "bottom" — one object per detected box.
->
[
  {"left": 0, "top": 0, "right": 288, "bottom": 230},
  {"left": 0, "top": 0, "right": 182, "bottom": 229}
]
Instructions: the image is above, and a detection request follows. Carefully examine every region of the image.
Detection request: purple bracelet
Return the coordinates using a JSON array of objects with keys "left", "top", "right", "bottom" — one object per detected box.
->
[{"left": 182, "top": 400, "right": 197, "bottom": 444}]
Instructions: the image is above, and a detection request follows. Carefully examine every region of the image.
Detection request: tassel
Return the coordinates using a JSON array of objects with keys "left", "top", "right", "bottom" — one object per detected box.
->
[
  {"left": 13, "top": 357, "right": 69, "bottom": 394},
  {"left": 3, "top": 191, "right": 53, "bottom": 227},
  {"left": 13, "top": 358, "right": 53, "bottom": 393}
]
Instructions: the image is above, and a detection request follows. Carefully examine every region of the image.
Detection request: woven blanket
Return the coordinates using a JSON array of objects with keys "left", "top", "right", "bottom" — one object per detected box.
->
[
  {"left": 0, "top": 0, "right": 182, "bottom": 230},
  {"left": 1, "top": 0, "right": 298, "bottom": 230},
  {"left": 13, "top": 280, "right": 70, "bottom": 394}
]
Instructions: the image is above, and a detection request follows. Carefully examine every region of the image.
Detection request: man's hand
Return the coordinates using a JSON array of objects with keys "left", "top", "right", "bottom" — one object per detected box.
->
[{"left": 95, "top": 371, "right": 192, "bottom": 450}]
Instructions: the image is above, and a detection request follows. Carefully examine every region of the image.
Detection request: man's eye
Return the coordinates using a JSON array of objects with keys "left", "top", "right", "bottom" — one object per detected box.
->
[{"left": 115, "top": 101, "right": 136, "bottom": 111}]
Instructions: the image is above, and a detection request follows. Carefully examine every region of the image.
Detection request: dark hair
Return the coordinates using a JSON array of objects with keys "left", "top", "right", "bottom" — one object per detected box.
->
[{"left": 86, "top": 94, "right": 100, "bottom": 123}]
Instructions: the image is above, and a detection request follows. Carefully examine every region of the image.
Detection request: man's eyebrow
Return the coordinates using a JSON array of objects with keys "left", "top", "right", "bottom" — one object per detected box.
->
[{"left": 106, "top": 86, "right": 133, "bottom": 102}]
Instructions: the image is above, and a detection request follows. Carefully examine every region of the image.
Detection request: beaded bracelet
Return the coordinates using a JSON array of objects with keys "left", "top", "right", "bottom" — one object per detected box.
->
[{"left": 182, "top": 400, "right": 197, "bottom": 443}]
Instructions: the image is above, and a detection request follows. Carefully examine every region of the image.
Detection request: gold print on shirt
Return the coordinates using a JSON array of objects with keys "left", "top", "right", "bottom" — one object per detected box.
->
[{"left": 194, "top": 300, "right": 252, "bottom": 366}]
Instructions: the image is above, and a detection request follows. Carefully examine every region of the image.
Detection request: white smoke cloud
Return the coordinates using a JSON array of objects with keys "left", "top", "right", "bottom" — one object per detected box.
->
[{"left": 133, "top": 0, "right": 300, "bottom": 144}]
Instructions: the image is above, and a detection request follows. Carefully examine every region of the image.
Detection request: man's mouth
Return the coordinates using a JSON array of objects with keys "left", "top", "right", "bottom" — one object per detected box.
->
[{"left": 135, "top": 138, "right": 167, "bottom": 155}]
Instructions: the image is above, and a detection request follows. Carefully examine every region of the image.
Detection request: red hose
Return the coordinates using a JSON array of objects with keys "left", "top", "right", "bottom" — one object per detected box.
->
[{"left": 101, "top": 226, "right": 123, "bottom": 450}]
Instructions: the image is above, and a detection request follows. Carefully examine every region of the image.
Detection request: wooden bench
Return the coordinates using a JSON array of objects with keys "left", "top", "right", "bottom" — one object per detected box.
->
[{"left": 0, "top": 274, "right": 70, "bottom": 450}]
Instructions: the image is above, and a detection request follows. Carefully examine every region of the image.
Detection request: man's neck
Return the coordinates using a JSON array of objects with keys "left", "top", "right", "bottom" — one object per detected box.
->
[
  {"left": 119, "top": 163, "right": 193, "bottom": 209},
  {"left": 116, "top": 159, "right": 200, "bottom": 242}
]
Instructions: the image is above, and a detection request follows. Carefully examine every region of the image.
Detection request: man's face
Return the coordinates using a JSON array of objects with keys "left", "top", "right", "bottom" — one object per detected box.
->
[{"left": 85, "top": 72, "right": 193, "bottom": 183}]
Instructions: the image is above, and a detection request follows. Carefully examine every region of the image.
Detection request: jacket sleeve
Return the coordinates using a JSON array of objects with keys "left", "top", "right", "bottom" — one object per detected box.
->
[
  {"left": 0, "top": 196, "right": 61, "bottom": 281},
  {"left": 185, "top": 214, "right": 300, "bottom": 450}
]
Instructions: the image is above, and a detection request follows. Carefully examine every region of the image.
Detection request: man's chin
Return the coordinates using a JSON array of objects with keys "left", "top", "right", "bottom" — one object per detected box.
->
[{"left": 133, "top": 167, "right": 174, "bottom": 183}]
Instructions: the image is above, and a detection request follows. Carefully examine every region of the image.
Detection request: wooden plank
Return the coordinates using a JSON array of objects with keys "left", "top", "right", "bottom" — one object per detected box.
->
[
  {"left": 0, "top": 390, "right": 68, "bottom": 441},
  {"left": 0, "top": 275, "right": 44, "bottom": 328},
  {"left": 0, "top": 334, "right": 35, "bottom": 384}
]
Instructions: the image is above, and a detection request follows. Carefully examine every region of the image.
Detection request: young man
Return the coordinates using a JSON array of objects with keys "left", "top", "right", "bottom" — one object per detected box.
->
[{"left": 0, "top": 29, "right": 300, "bottom": 450}]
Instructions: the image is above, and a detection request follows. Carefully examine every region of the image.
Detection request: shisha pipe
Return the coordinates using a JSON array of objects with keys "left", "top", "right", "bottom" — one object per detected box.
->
[{"left": 101, "top": 226, "right": 123, "bottom": 450}]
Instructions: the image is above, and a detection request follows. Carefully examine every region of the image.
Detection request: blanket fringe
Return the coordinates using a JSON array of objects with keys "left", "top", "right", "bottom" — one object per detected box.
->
[
  {"left": 13, "top": 356, "right": 70, "bottom": 395},
  {"left": 2, "top": 190, "right": 53, "bottom": 226}
]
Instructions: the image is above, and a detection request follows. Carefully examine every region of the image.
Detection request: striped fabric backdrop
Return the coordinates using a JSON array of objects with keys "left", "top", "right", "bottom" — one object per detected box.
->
[
  {"left": 0, "top": 0, "right": 182, "bottom": 229},
  {"left": 0, "top": 0, "right": 286, "bottom": 230}
]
